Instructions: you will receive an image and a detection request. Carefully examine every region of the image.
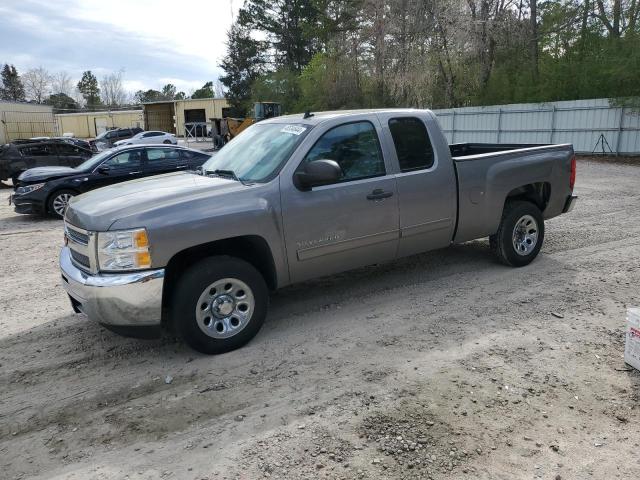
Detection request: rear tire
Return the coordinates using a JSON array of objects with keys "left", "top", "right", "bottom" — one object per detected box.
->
[
  {"left": 170, "top": 256, "right": 268, "bottom": 354},
  {"left": 490, "top": 200, "right": 544, "bottom": 267},
  {"left": 47, "top": 189, "right": 76, "bottom": 219}
]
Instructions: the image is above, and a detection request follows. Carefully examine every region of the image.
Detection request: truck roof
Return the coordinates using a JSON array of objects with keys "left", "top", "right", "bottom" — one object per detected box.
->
[{"left": 261, "top": 108, "right": 433, "bottom": 126}]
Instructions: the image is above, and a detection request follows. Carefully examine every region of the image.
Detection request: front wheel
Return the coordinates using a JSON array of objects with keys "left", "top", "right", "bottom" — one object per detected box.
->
[
  {"left": 490, "top": 200, "right": 544, "bottom": 267},
  {"left": 47, "top": 189, "right": 76, "bottom": 219},
  {"left": 163, "top": 139, "right": 172, "bottom": 144},
  {"left": 170, "top": 256, "right": 268, "bottom": 354}
]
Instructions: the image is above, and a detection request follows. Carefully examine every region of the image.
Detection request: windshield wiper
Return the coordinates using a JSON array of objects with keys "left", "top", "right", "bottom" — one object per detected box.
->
[{"left": 208, "top": 169, "right": 251, "bottom": 186}]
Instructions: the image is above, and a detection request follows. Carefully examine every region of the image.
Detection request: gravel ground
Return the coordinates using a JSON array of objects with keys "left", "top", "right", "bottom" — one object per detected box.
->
[{"left": 1, "top": 158, "right": 639, "bottom": 480}]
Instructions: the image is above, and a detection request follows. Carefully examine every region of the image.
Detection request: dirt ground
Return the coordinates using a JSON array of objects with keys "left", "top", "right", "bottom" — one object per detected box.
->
[{"left": 1, "top": 158, "right": 639, "bottom": 480}]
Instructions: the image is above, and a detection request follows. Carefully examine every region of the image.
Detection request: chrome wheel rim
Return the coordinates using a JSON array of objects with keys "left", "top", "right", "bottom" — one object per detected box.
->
[
  {"left": 195, "top": 278, "right": 254, "bottom": 339},
  {"left": 52, "top": 193, "right": 73, "bottom": 216},
  {"left": 512, "top": 214, "right": 538, "bottom": 256}
]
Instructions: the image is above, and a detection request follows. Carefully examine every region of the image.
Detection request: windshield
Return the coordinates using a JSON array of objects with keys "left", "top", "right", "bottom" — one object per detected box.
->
[
  {"left": 74, "top": 149, "right": 114, "bottom": 171},
  {"left": 202, "top": 122, "right": 310, "bottom": 183}
]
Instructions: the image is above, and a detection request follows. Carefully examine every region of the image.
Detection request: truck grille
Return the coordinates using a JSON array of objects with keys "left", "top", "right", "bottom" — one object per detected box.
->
[
  {"left": 65, "top": 222, "right": 96, "bottom": 273},
  {"left": 66, "top": 226, "right": 89, "bottom": 245},
  {"left": 70, "top": 249, "right": 91, "bottom": 269}
]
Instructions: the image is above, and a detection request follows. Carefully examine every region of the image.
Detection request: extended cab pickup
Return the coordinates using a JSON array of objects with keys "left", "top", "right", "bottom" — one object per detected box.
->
[{"left": 60, "top": 109, "right": 577, "bottom": 354}]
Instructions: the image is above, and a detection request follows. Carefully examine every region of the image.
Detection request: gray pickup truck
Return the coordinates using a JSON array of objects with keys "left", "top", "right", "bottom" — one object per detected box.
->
[{"left": 60, "top": 109, "right": 577, "bottom": 354}]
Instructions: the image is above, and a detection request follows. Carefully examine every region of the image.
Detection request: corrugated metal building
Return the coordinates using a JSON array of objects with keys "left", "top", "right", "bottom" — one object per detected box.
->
[
  {"left": 0, "top": 101, "right": 55, "bottom": 144},
  {"left": 143, "top": 98, "right": 230, "bottom": 136},
  {"left": 433, "top": 98, "right": 640, "bottom": 155},
  {"left": 55, "top": 110, "right": 144, "bottom": 138}
]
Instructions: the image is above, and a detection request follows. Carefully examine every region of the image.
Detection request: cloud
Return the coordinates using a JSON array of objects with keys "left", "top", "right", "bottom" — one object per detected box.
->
[{"left": 0, "top": 0, "right": 241, "bottom": 93}]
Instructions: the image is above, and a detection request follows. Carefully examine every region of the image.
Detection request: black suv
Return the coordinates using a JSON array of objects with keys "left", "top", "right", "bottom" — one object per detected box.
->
[
  {"left": 0, "top": 140, "right": 93, "bottom": 185},
  {"left": 91, "top": 127, "right": 143, "bottom": 151},
  {"left": 11, "top": 144, "right": 212, "bottom": 218}
]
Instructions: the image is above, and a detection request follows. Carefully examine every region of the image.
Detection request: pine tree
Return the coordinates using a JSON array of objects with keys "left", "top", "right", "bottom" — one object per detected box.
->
[
  {"left": 0, "top": 64, "right": 26, "bottom": 102},
  {"left": 77, "top": 71, "right": 102, "bottom": 109},
  {"left": 219, "top": 22, "right": 267, "bottom": 115}
]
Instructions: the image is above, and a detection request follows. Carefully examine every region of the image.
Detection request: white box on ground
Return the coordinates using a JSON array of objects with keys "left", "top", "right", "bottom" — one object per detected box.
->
[{"left": 624, "top": 307, "right": 640, "bottom": 371}]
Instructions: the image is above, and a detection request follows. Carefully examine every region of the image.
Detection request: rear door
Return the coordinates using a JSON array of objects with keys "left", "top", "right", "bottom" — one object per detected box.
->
[
  {"left": 376, "top": 112, "right": 457, "bottom": 257},
  {"left": 280, "top": 118, "right": 400, "bottom": 283},
  {"left": 144, "top": 147, "right": 183, "bottom": 175},
  {"left": 55, "top": 143, "right": 89, "bottom": 167}
]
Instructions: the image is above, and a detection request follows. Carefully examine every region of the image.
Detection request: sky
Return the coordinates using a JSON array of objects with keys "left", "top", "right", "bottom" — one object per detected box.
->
[{"left": 0, "top": 0, "right": 242, "bottom": 95}]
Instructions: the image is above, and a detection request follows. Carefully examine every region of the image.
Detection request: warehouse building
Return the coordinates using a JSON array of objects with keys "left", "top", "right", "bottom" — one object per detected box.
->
[
  {"left": 55, "top": 109, "right": 143, "bottom": 138},
  {"left": 143, "top": 97, "right": 229, "bottom": 136},
  {"left": 0, "top": 101, "right": 55, "bottom": 144}
]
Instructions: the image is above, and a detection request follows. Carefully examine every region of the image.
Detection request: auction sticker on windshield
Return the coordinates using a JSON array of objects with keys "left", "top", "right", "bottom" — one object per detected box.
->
[{"left": 281, "top": 125, "right": 307, "bottom": 135}]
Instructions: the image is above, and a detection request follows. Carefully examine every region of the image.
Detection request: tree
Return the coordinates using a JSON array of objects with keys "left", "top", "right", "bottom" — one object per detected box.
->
[
  {"left": 175, "top": 91, "right": 186, "bottom": 100},
  {"left": 219, "top": 22, "right": 267, "bottom": 114},
  {"left": 191, "top": 81, "right": 215, "bottom": 99},
  {"left": 45, "top": 93, "right": 79, "bottom": 112},
  {"left": 101, "top": 70, "right": 127, "bottom": 106},
  {"left": 22, "top": 67, "right": 53, "bottom": 103},
  {"left": 77, "top": 71, "right": 102, "bottom": 109},
  {"left": 0, "top": 64, "right": 26, "bottom": 101},
  {"left": 161, "top": 83, "right": 177, "bottom": 100},
  {"left": 51, "top": 71, "right": 73, "bottom": 96},
  {"left": 134, "top": 89, "right": 164, "bottom": 103}
]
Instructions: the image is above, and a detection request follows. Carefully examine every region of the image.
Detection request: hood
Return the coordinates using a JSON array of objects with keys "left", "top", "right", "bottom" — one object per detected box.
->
[
  {"left": 65, "top": 171, "right": 247, "bottom": 231},
  {"left": 18, "top": 166, "right": 78, "bottom": 183}
]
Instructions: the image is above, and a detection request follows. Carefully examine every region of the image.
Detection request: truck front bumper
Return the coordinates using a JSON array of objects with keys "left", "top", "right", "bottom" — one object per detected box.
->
[{"left": 60, "top": 247, "right": 164, "bottom": 328}]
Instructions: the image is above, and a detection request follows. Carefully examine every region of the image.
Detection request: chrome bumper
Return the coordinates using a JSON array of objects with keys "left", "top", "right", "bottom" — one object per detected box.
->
[{"left": 59, "top": 247, "right": 164, "bottom": 327}]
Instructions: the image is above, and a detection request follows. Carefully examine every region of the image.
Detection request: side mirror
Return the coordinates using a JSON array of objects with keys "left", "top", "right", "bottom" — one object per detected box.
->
[
  {"left": 97, "top": 165, "right": 110, "bottom": 175},
  {"left": 294, "top": 159, "right": 342, "bottom": 190}
]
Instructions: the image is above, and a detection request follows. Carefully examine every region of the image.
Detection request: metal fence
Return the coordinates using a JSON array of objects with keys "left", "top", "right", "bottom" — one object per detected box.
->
[
  {"left": 433, "top": 98, "right": 640, "bottom": 155},
  {"left": 1, "top": 110, "right": 57, "bottom": 142}
]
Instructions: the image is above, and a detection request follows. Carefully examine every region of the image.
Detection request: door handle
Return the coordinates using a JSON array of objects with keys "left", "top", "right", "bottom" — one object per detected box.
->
[
  {"left": 176, "top": 164, "right": 188, "bottom": 169},
  {"left": 367, "top": 188, "right": 393, "bottom": 200},
  {"left": 129, "top": 171, "right": 142, "bottom": 175}
]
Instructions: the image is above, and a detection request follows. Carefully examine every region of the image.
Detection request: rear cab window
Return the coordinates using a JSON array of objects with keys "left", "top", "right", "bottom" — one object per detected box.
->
[{"left": 388, "top": 117, "right": 435, "bottom": 172}]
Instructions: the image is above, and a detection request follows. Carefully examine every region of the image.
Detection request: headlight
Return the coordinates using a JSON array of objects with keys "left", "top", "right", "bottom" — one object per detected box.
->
[
  {"left": 97, "top": 228, "right": 152, "bottom": 271},
  {"left": 16, "top": 183, "right": 45, "bottom": 195}
]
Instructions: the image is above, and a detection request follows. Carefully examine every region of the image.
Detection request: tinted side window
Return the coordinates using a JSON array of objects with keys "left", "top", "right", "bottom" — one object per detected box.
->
[
  {"left": 57, "top": 144, "right": 82, "bottom": 155},
  {"left": 102, "top": 150, "right": 142, "bottom": 169},
  {"left": 19, "top": 144, "right": 54, "bottom": 156},
  {"left": 302, "top": 121, "right": 385, "bottom": 182},
  {"left": 388, "top": 117, "right": 434, "bottom": 172},
  {"left": 118, "top": 129, "right": 131, "bottom": 138},
  {"left": 147, "top": 148, "right": 180, "bottom": 162}
]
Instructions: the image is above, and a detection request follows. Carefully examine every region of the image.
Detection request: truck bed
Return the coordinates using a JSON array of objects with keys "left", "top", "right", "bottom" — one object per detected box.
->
[{"left": 449, "top": 142, "right": 575, "bottom": 244}]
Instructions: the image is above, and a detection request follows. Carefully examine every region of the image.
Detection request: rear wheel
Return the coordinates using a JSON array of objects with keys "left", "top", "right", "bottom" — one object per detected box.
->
[
  {"left": 170, "top": 256, "right": 268, "bottom": 354},
  {"left": 490, "top": 200, "right": 544, "bottom": 267},
  {"left": 47, "top": 189, "right": 76, "bottom": 219}
]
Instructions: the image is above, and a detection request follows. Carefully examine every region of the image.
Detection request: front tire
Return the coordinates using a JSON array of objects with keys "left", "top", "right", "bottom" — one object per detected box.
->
[
  {"left": 490, "top": 200, "right": 544, "bottom": 267},
  {"left": 170, "top": 256, "right": 268, "bottom": 354},
  {"left": 47, "top": 189, "right": 76, "bottom": 219},
  {"left": 163, "top": 139, "right": 172, "bottom": 144}
]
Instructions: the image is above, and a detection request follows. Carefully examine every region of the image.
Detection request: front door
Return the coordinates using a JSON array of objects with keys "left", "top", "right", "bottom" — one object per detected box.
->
[
  {"left": 281, "top": 119, "right": 400, "bottom": 283},
  {"left": 86, "top": 148, "right": 144, "bottom": 191}
]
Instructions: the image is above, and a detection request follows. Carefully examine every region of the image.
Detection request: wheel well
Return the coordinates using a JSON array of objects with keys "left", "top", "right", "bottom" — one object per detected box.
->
[
  {"left": 505, "top": 182, "right": 550, "bottom": 212},
  {"left": 161, "top": 236, "right": 277, "bottom": 322}
]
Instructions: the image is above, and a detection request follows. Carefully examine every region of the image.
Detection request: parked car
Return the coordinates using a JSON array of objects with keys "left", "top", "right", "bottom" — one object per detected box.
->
[
  {"left": 0, "top": 140, "right": 93, "bottom": 185},
  {"left": 29, "top": 136, "right": 94, "bottom": 151},
  {"left": 59, "top": 109, "right": 577, "bottom": 354},
  {"left": 113, "top": 131, "right": 177, "bottom": 147},
  {"left": 11, "top": 144, "right": 211, "bottom": 218},
  {"left": 90, "top": 127, "right": 143, "bottom": 151}
]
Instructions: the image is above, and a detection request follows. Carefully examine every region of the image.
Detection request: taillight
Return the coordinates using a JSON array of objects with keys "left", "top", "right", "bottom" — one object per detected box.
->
[{"left": 569, "top": 155, "right": 576, "bottom": 190}]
